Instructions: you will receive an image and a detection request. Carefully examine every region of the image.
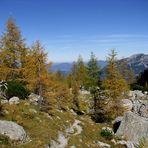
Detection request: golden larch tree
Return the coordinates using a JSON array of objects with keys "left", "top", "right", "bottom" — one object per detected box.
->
[
  {"left": 23, "top": 40, "right": 49, "bottom": 97},
  {"left": 0, "top": 17, "right": 27, "bottom": 80},
  {"left": 103, "top": 49, "right": 129, "bottom": 119}
]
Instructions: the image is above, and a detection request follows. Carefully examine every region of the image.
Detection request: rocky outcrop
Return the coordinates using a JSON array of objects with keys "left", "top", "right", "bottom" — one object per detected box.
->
[
  {"left": 129, "top": 90, "right": 147, "bottom": 100},
  {"left": 50, "top": 132, "right": 68, "bottom": 148},
  {"left": 121, "top": 91, "right": 148, "bottom": 118},
  {"left": 9, "top": 96, "right": 20, "bottom": 105},
  {"left": 132, "top": 100, "right": 148, "bottom": 118},
  {"left": 122, "top": 99, "right": 148, "bottom": 118},
  {"left": 28, "top": 93, "right": 43, "bottom": 105},
  {"left": 113, "top": 91, "right": 148, "bottom": 146},
  {"left": 115, "top": 112, "right": 148, "bottom": 145},
  {"left": 49, "top": 119, "right": 83, "bottom": 148},
  {"left": 66, "top": 120, "right": 82, "bottom": 135},
  {"left": 0, "top": 120, "right": 27, "bottom": 142}
]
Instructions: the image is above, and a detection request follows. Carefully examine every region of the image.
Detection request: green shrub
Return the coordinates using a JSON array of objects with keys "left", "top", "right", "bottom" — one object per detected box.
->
[
  {"left": 6, "top": 80, "right": 30, "bottom": 99},
  {"left": 131, "top": 84, "right": 148, "bottom": 92},
  {"left": 100, "top": 128, "right": 113, "bottom": 140}
]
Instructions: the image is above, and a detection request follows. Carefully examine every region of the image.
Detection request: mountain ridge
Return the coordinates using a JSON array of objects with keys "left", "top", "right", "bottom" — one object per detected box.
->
[
  {"left": 50, "top": 53, "right": 148, "bottom": 75},
  {"left": 120, "top": 53, "right": 148, "bottom": 75}
]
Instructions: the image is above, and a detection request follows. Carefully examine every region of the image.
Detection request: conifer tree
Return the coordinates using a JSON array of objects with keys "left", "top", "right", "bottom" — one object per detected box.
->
[
  {"left": 91, "top": 87, "right": 108, "bottom": 122},
  {"left": 131, "top": 69, "right": 148, "bottom": 91},
  {"left": 66, "top": 62, "right": 80, "bottom": 108},
  {"left": 66, "top": 56, "right": 88, "bottom": 111},
  {"left": 75, "top": 56, "right": 88, "bottom": 89},
  {"left": 67, "top": 62, "right": 80, "bottom": 88},
  {"left": 0, "top": 17, "right": 27, "bottom": 80},
  {"left": 103, "top": 49, "right": 129, "bottom": 119},
  {"left": 67, "top": 73, "right": 73, "bottom": 88},
  {"left": 87, "top": 52, "right": 101, "bottom": 89},
  {"left": 53, "top": 82, "right": 71, "bottom": 110},
  {"left": 0, "top": 18, "right": 72, "bottom": 110},
  {"left": 24, "top": 40, "right": 49, "bottom": 97},
  {"left": 72, "top": 80, "right": 80, "bottom": 112},
  {"left": 137, "top": 69, "right": 148, "bottom": 88}
]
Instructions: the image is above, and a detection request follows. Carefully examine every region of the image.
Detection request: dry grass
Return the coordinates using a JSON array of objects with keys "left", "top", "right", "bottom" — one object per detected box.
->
[{"left": 0, "top": 100, "right": 114, "bottom": 148}]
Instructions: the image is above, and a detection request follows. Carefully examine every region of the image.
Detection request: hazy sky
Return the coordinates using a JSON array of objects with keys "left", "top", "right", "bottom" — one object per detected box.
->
[{"left": 0, "top": 0, "right": 148, "bottom": 62}]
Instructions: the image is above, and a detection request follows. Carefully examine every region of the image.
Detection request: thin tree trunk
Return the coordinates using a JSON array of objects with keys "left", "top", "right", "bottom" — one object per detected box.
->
[{"left": 38, "top": 58, "right": 42, "bottom": 107}]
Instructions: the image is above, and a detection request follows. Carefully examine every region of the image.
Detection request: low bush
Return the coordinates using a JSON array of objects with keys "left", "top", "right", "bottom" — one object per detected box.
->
[
  {"left": 100, "top": 128, "right": 113, "bottom": 140},
  {"left": 131, "top": 84, "right": 148, "bottom": 92},
  {"left": 6, "top": 80, "right": 30, "bottom": 99}
]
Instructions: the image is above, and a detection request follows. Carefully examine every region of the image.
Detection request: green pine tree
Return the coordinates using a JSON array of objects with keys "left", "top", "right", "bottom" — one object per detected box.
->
[{"left": 87, "top": 52, "right": 101, "bottom": 89}]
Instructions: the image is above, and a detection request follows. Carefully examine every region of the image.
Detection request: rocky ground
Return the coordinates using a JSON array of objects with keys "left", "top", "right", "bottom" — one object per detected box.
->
[
  {"left": 0, "top": 93, "right": 112, "bottom": 148},
  {"left": 0, "top": 90, "right": 148, "bottom": 148}
]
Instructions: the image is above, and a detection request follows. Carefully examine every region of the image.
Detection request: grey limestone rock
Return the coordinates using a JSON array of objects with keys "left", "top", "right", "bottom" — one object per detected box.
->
[
  {"left": 0, "top": 120, "right": 27, "bottom": 142},
  {"left": 9, "top": 96, "right": 20, "bottom": 105},
  {"left": 116, "top": 112, "right": 148, "bottom": 145}
]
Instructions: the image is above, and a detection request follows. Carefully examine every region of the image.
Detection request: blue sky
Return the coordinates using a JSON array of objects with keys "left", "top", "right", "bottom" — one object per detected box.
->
[{"left": 0, "top": 0, "right": 148, "bottom": 62}]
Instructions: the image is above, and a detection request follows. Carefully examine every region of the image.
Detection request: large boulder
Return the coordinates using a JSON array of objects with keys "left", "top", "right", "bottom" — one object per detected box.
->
[
  {"left": 132, "top": 100, "right": 148, "bottom": 118},
  {"left": 116, "top": 112, "right": 148, "bottom": 145},
  {"left": 0, "top": 120, "right": 27, "bottom": 142},
  {"left": 9, "top": 96, "right": 20, "bottom": 105},
  {"left": 112, "top": 116, "right": 123, "bottom": 133},
  {"left": 28, "top": 93, "right": 43, "bottom": 105}
]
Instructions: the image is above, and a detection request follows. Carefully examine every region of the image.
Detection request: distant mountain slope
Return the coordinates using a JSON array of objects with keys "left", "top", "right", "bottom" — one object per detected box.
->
[
  {"left": 119, "top": 53, "right": 148, "bottom": 75},
  {"left": 51, "top": 61, "right": 107, "bottom": 74},
  {"left": 50, "top": 62, "right": 73, "bottom": 74},
  {"left": 50, "top": 53, "right": 148, "bottom": 76}
]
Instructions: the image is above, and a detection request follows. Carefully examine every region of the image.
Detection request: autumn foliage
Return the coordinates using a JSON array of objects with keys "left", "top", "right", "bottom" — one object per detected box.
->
[
  {"left": 103, "top": 49, "right": 129, "bottom": 119},
  {"left": 0, "top": 17, "right": 131, "bottom": 121},
  {"left": 0, "top": 17, "right": 71, "bottom": 110}
]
